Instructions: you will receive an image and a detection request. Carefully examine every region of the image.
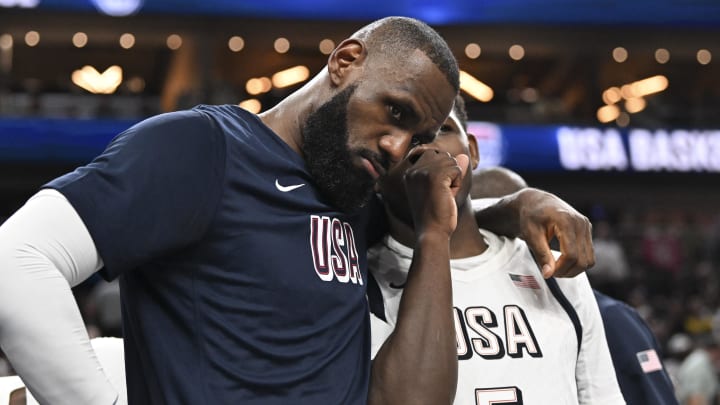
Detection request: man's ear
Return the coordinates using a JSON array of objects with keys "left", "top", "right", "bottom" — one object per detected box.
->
[
  {"left": 327, "top": 39, "right": 366, "bottom": 86},
  {"left": 467, "top": 133, "right": 480, "bottom": 169}
]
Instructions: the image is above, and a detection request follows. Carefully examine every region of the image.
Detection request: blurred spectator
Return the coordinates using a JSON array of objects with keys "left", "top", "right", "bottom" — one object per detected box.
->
[
  {"left": 641, "top": 211, "right": 684, "bottom": 296},
  {"left": 664, "top": 333, "right": 694, "bottom": 390},
  {"left": 588, "top": 220, "right": 630, "bottom": 299},
  {"left": 676, "top": 335, "right": 720, "bottom": 405}
]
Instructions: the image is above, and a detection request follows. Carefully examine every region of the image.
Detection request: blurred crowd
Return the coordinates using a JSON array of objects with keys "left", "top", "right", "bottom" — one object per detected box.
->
[{"left": 587, "top": 203, "right": 720, "bottom": 401}]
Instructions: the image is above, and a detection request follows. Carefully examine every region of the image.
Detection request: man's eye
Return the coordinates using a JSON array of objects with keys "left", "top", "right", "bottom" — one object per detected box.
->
[
  {"left": 388, "top": 104, "right": 402, "bottom": 121},
  {"left": 440, "top": 124, "right": 453, "bottom": 133},
  {"left": 410, "top": 135, "right": 422, "bottom": 146}
]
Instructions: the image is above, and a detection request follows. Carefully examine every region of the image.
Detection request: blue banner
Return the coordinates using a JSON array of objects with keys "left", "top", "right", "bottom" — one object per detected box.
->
[
  {"left": 1, "top": 118, "right": 719, "bottom": 173},
  {"left": 10, "top": 0, "right": 719, "bottom": 26}
]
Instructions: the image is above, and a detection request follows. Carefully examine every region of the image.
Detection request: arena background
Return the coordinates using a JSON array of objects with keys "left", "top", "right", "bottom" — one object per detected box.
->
[{"left": 1, "top": 0, "right": 720, "bottom": 390}]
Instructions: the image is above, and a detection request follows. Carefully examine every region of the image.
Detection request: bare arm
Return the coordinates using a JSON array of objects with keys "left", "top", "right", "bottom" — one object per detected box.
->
[
  {"left": 0, "top": 190, "right": 118, "bottom": 404},
  {"left": 475, "top": 187, "right": 595, "bottom": 278},
  {"left": 368, "top": 149, "right": 468, "bottom": 405}
]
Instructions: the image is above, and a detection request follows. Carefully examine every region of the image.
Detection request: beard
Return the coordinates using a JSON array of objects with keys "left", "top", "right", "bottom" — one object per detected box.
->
[{"left": 301, "top": 85, "right": 376, "bottom": 213}]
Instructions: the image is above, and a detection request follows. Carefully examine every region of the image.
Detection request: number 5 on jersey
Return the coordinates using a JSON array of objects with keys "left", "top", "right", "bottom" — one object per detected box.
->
[{"left": 475, "top": 386, "right": 523, "bottom": 405}]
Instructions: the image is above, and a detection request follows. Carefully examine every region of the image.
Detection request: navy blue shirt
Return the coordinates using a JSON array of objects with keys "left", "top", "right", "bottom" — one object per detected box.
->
[
  {"left": 46, "top": 105, "right": 371, "bottom": 404},
  {"left": 594, "top": 290, "right": 678, "bottom": 405}
]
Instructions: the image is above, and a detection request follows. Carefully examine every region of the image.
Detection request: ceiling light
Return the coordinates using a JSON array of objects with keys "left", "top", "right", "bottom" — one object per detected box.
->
[
  {"left": 597, "top": 104, "right": 620, "bottom": 123},
  {"left": 319, "top": 39, "right": 334, "bottom": 55},
  {"left": 24, "top": 31, "right": 39, "bottom": 47},
  {"left": 612, "top": 47, "right": 628, "bottom": 63},
  {"left": 697, "top": 49, "right": 711, "bottom": 65},
  {"left": 509, "top": 44, "right": 524, "bottom": 61},
  {"left": 272, "top": 65, "right": 310, "bottom": 88},
  {"left": 274, "top": 37, "right": 290, "bottom": 54},
  {"left": 459, "top": 70, "right": 493, "bottom": 102},
  {"left": 228, "top": 36, "right": 244, "bottom": 52},
  {"left": 72, "top": 32, "right": 88, "bottom": 48},
  {"left": 465, "top": 43, "right": 481, "bottom": 59},
  {"left": 239, "top": 99, "right": 261, "bottom": 114},
  {"left": 119, "top": 33, "right": 135, "bottom": 49}
]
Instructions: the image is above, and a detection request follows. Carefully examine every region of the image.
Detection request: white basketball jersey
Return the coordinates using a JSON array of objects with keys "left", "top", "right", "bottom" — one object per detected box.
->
[{"left": 368, "top": 230, "right": 625, "bottom": 405}]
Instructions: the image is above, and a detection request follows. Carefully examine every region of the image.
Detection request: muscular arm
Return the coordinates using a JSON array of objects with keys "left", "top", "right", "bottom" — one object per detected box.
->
[
  {"left": 475, "top": 188, "right": 595, "bottom": 278},
  {"left": 368, "top": 232, "right": 456, "bottom": 405},
  {"left": 368, "top": 149, "right": 467, "bottom": 405},
  {"left": 0, "top": 190, "right": 118, "bottom": 405}
]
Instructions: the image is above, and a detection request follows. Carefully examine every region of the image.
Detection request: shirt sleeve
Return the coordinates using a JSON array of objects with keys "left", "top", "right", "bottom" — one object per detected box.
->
[
  {"left": 563, "top": 274, "right": 626, "bottom": 404},
  {"left": 600, "top": 299, "right": 679, "bottom": 405},
  {"left": 44, "top": 109, "right": 226, "bottom": 279}
]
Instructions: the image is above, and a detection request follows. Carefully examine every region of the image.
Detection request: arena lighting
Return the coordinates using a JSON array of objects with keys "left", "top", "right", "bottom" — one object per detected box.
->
[
  {"left": 119, "top": 33, "right": 135, "bottom": 49},
  {"left": 629, "top": 75, "right": 668, "bottom": 97},
  {"left": 245, "top": 78, "right": 263, "bottom": 95},
  {"left": 228, "top": 36, "right": 244, "bottom": 52},
  {"left": 274, "top": 37, "right": 290, "bottom": 54},
  {"left": 166, "top": 34, "right": 182, "bottom": 50},
  {"left": 258, "top": 77, "right": 271, "bottom": 93},
  {"left": 318, "top": 39, "right": 334, "bottom": 55},
  {"left": 508, "top": 44, "right": 524, "bottom": 61},
  {"left": 71, "top": 65, "right": 123, "bottom": 94},
  {"left": 620, "top": 84, "right": 634, "bottom": 99},
  {"left": 0, "top": 34, "right": 12, "bottom": 51},
  {"left": 465, "top": 43, "right": 481, "bottom": 59},
  {"left": 612, "top": 47, "right": 628, "bottom": 63},
  {"left": 72, "top": 32, "right": 88, "bottom": 48},
  {"left": 239, "top": 99, "right": 261, "bottom": 113},
  {"left": 655, "top": 48, "right": 670, "bottom": 64},
  {"left": 24, "top": 31, "right": 39, "bottom": 47},
  {"left": 697, "top": 49, "right": 712, "bottom": 65},
  {"left": 597, "top": 104, "right": 620, "bottom": 123},
  {"left": 245, "top": 77, "right": 272, "bottom": 95},
  {"left": 459, "top": 70, "right": 493, "bottom": 102},
  {"left": 625, "top": 97, "right": 646, "bottom": 114},
  {"left": 608, "top": 75, "right": 668, "bottom": 103},
  {"left": 271, "top": 65, "right": 310, "bottom": 88},
  {"left": 602, "top": 87, "right": 622, "bottom": 105}
]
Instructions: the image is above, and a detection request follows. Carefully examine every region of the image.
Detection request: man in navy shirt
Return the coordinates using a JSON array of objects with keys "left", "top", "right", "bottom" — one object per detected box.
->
[
  {"left": 0, "top": 17, "right": 594, "bottom": 404},
  {"left": 594, "top": 291, "right": 678, "bottom": 405}
]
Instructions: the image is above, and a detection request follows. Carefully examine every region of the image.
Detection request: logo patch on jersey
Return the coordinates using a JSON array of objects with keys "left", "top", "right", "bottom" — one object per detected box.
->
[
  {"left": 275, "top": 179, "right": 306, "bottom": 192},
  {"left": 509, "top": 274, "right": 540, "bottom": 289},
  {"left": 309, "top": 215, "right": 363, "bottom": 285},
  {"left": 637, "top": 349, "right": 663, "bottom": 373}
]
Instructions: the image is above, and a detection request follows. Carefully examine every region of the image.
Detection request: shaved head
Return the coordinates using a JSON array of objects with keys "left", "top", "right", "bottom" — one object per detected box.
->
[{"left": 351, "top": 17, "right": 459, "bottom": 93}]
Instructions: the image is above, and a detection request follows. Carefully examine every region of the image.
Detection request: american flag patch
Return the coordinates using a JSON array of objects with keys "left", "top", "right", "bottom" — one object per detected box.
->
[
  {"left": 637, "top": 349, "right": 663, "bottom": 373},
  {"left": 509, "top": 274, "right": 540, "bottom": 289}
]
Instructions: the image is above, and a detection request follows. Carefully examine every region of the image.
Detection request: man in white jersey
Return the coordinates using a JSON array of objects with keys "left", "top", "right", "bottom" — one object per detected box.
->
[{"left": 368, "top": 96, "right": 625, "bottom": 405}]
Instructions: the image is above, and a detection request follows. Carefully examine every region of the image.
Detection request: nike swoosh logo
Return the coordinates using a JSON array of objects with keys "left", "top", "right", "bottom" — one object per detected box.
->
[{"left": 275, "top": 179, "right": 306, "bottom": 192}]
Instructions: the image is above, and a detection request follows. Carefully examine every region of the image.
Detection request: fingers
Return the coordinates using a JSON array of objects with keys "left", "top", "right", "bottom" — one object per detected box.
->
[
  {"left": 549, "top": 215, "right": 595, "bottom": 278},
  {"left": 524, "top": 229, "right": 557, "bottom": 279},
  {"left": 451, "top": 154, "right": 470, "bottom": 194}
]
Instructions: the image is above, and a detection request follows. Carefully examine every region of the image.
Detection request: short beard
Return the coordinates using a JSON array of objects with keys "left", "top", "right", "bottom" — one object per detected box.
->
[{"left": 301, "top": 85, "right": 375, "bottom": 213}]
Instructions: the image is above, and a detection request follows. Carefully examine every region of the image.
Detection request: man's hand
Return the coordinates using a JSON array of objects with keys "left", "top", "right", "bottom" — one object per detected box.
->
[
  {"left": 401, "top": 147, "right": 469, "bottom": 238},
  {"left": 516, "top": 189, "right": 594, "bottom": 278},
  {"left": 475, "top": 188, "right": 594, "bottom": 278}
]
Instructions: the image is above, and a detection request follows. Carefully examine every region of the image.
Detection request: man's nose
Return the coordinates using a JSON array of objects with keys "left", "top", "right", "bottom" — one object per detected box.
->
[{"left": 378, "top": 130, "right": 414, "bottom": 164}]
